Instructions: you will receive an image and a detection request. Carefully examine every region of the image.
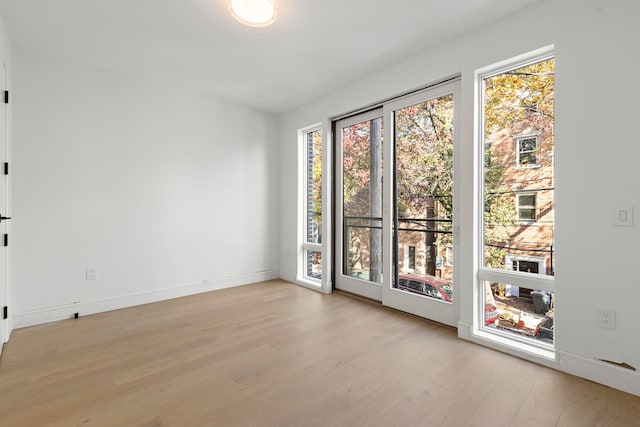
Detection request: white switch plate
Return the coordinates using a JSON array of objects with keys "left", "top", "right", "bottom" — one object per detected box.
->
[
  {"left": 614, "top": 206, "right": 633, "bottom": 226},
  {"left": 86, "top": 267, "right": 97, "bottom": 280}
]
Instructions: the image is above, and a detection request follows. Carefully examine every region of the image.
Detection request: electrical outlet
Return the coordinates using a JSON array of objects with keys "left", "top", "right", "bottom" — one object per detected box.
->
[
  {"left": 598, "top": 309, "right": 615, "bottom": 330},
  {"left": 86, "top": 267, "right": 97, "bottom": 280}
]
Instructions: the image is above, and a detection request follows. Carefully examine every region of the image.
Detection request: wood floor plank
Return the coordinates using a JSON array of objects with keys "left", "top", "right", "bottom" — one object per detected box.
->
[{"left": 1, "top": 279, "right": 639, "bottom": 426}]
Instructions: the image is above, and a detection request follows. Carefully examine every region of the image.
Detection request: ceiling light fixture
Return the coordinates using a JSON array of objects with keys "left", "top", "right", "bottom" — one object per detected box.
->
[{"left": 230, "top": 0, "right": 276, "bottom": 27}]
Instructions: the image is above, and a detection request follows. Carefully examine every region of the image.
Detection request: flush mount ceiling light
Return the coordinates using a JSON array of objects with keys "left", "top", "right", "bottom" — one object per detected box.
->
[{"left": 230, "top": 0, "right": 276, "bottom": 27}]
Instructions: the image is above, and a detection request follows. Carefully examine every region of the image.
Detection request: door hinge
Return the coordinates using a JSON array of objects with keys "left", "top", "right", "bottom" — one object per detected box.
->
[
  {"left": 3, "top": 91, "right": 7, "bottom": 104},
  {"left": 3, "top": 234, "right": 7, "bottom": 247},
  {"left": 3, "top": 163, "right": 7, "bottom": 175},
  {"left": 2, "top": 306, "right": 7, "bottom": 320}
]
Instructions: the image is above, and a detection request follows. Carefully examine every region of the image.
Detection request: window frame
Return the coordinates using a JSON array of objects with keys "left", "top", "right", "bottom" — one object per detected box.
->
[
  {"left": 516, "top": 192, "right": 537, "bottom": 223},
  {"left": 506, "top": 254, "right": 546, "bottom": 275},
  {"left": 298, "top": 124, "right": 323, "bottom": 286},
  {"left": 476, "top": 47, "right": 555, "bottom": 357},
  {"left": 515, "top": 134, "right": 540, "bottom": 168}
]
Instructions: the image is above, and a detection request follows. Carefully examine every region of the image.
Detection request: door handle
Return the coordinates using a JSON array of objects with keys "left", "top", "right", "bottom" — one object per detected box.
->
[{"left": 0, "top": 215, "right": 10, "bottom": 222}]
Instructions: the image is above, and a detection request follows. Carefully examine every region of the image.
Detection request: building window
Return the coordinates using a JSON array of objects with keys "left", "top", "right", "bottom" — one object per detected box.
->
[
  {"left": 506, "top": 255, "right": 546, "bottom": 276},
  {"left": 517, "top": 193, "right": 537, "bottom": 222},
  {"left": 512, "top": 259, "right": 539, "bottom": 274},
  {"left": 299, "top": 126, "right": 323, "bottom": 282},
  {"left": 408, "top": 245, "right": 416, "bottom": 270},
  {"left": 517, "top": 136, "right": 538, "bottom": 166},
  {"left": 505, "top": 255, "right": 547, "bottom": 301}
]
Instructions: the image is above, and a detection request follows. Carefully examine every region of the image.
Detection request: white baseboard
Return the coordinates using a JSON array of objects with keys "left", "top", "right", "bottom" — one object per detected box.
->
[
  {"left": 558, "top": 350, "right": 640, "bottom": 397},
  {"left": 13, "top": 270, "right": 280, "bottom": 329},
  {"left": 458, "top": 320, "right": 640, "bottom": 397},
  {"left": 279, "top": 269, "right": 296, "bottom": 283},
  {"left": 5, "top": 316, "right": 12, "bottom": 342}
]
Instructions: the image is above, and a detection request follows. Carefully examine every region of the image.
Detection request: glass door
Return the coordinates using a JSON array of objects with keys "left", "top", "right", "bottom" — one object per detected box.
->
[
  {"left": 382, "top": 82, "right": 459, "bottom": 326},
  {"left": 334, "top": 81, "right": 459, "bottom": 327},
  {"left": 335, "top": 109, "right": 384, "bottom": 300}
]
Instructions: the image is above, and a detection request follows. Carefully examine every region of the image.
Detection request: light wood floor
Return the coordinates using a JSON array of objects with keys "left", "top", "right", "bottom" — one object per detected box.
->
[{"left": 1, "top": 280, "right": 639, "bottom": 426}]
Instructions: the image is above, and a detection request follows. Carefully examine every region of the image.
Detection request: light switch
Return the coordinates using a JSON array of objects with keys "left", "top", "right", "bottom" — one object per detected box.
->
[
  {"left": 86, "top": 267, "right": 97, "bottom": 280},
  {"left": 619, "top": 210, "right": 627, "bottom": 223},
  {"left": 614, "top": 206, "right": 633, "bottom": 226}
]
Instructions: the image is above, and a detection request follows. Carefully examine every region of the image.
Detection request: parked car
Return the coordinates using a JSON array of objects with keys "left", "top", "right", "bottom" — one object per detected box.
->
[
  {"left": 397, "top": 274, "right": 453, "bottom": 302},
  {"left": 397, "top": 273, "right": 500, "bottom": 326}
]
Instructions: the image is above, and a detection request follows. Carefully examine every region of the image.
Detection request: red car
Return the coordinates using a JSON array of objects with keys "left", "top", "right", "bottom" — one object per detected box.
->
[{"left": 397, "top": 274, "right": 453, "bottom": 302}]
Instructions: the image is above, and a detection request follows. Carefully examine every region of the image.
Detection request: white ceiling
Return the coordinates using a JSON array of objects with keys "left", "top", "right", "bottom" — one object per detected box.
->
[{"left": 0, "top": 0, "right": 542, "bottom": 113}]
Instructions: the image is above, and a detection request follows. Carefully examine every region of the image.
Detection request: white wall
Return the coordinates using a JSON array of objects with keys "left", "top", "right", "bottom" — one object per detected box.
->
[
  {"left": 279, "top": 0, "right": 640, "bottom": 395},
  {"left": 554, "top": 0, "right": 640, "bottom": 392},
  {"left": 12, "top": 48, "right": 280, "bottom": 326}
]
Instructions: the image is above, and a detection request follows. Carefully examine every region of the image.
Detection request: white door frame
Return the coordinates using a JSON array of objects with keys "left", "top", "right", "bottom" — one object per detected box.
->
[
  {"left": 334, "top": 108, "right": 384, "bottom": 301},
  {"left": 381, "top": 80, "right": 460, "bottom": 327}
]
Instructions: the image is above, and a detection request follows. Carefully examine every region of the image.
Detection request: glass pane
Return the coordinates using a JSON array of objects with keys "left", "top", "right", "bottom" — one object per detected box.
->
[
  {"left": 342, "top": 118, "right": 383, "bottom": 283},
  {"left": 519, "top": 138, "right": 536, "bottom": 152},
  {"left": 519, "top": 194, "right": 535, "bottom": 207},
  {"left": 305, "top": 251, "right": 322, "bottom": 280},
  {"left": 306, "top": 129, "right": 322, "bottom": 244},
  {"left": 394, "top": 94, "right": 454, "bottom": 302},
  {"left": 484, "top": 281, "right": 554, "bottom": 345},
  {"left": 518, "top": 208, "right": 536, "bottom": 222},
  {"left": 483, "top": 58, "right": 555, "bottom": 276},
  {"left": 519, "top": 152, "right": 536, "bottom": 166},
  {"left": 343, "top": 220, "right": 382, "bottom": 283}
]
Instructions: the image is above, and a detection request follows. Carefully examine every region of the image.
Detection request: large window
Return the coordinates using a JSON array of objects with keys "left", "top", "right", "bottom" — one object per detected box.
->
[
  {"left": 300, "top": 126, "right": 323, "bottom": 282},
  {"left": 479, "top": 51, "right": 555, "bottom": 350}
]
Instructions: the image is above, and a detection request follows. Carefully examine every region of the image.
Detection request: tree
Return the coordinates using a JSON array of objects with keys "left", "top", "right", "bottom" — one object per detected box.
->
[
  {"left": 342, "top": 119, "right": 383, "bottom": 280},
  {"left": 395, "top": 95, "right": 454, "bottom": 275},
  {"left": 309, "top": 130, "right": 323, "bottom": 243},
  {"left": 369, "top": 119, "right": 382, "bottom": 283},
  {"left": 484, "top": 59, "right": 554, "bottom": 131},
  {"left": 483, "top": 144, "right": 517, "bottom": 268},
  {"left": 340, "top": 95, "right": 459, "bottom": 279}
]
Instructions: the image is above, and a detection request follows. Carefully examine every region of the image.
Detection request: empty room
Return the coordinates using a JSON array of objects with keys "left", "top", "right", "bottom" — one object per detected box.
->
[{"left": 0, "top": 0, "right": 639, "bottom": 425}]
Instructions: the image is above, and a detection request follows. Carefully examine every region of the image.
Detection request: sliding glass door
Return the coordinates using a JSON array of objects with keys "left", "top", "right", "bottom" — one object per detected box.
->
[{"left": 335, "top": 81, "right": 459, "bottom": 326}]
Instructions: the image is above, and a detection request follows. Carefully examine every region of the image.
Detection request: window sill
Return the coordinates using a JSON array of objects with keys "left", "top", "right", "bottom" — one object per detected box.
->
[
  {"left": 472, "top": 327, "right": 556, "bottom": 363},
  {"left": 295, "top": 276, "right": 322, "bottom": 289}
]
